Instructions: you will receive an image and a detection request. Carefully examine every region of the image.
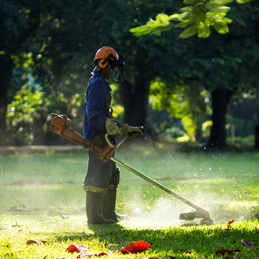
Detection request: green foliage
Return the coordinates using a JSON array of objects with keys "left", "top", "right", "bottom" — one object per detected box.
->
[
  {"left": 6, "top": 86, "right": 84, "bottom": 145},
  {"left": 2, "top": 0, "right": 259, "bottom": 147},
  {"left": 130, "top": 13, "right": 175, "bottom": 36},
  {"left": 6, "top": 87, "right": 44, "bottom": 145},
  {"left": 130, "top": 0, "right": 256, "bottom": 38},
  {"left": 150, "top": 80, "right": 210, "bottom": 141},
  {"left": 202, "top": 120, "right": 213, "bottom": 138},
  {"left": 166, "top": 126, "right": 185, "bottom": 138}
]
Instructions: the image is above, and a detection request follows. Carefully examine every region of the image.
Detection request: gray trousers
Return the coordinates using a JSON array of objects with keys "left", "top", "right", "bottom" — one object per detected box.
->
[{"left": 83, "top": 150, "right": 120, "bottom": 193}]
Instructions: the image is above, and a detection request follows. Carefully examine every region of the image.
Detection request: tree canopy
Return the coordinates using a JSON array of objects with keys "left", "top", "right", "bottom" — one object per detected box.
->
[
  {"left": 1, "top": 0, "right": 259, "bottom": 148},
  {"left": 130, "top": 0, "right": 254, "bottom": 38},
  {"left": 130, "top": 0, "right": 259, "bottom": 149}
]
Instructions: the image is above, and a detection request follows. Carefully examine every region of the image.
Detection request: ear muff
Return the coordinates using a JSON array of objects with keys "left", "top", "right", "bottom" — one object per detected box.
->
[
  {"left": 98, "top": 58, "right": 108, "bottom": 69},
  {"left": 95, "top": 54, "right": 117, "bottom": 69}
]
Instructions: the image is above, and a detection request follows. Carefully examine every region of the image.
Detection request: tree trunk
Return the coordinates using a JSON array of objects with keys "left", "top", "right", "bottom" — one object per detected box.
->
[
  {"left": 207, "top": 88, "right": 232, "bottom": 150},
  {"left": 120, "top": 77, "right": 154, "bottom": 136}
]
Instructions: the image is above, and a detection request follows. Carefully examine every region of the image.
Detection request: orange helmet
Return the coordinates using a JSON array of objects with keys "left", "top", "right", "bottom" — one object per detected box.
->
[{"left": 94, "top": 46, "right": 119, "bottom": 69}]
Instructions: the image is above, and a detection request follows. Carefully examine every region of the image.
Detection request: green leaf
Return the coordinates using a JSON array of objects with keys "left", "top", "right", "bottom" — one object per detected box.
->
[
  {"left": 155, "top": 13, "right": 171, "bottom": 24},
  {"left": 212, "top": 21, "right": 230, "bottom": 34},
  {"left": 169, "top": 14, "right": 180, "bottom": 21},
  {"left": 197, "top": 23, "right": 211, "bottom": 38},
  {"left": 236, "top": 0, "right": 254, "bottom": 3},
  {"left": 180, "top": 6, "right": 193, "bottom": 13},
  {"left": 208, "top": 6, "right": 231, "bottom": 14},
  {"left": 179, "top": 25, "right": 197, "bottom": 38},
  {"left": 130, "top": 25, "right": 155, "bottom": 36},
  {"left": 206, "top": 0, "right": 233, "bottom": 9}
]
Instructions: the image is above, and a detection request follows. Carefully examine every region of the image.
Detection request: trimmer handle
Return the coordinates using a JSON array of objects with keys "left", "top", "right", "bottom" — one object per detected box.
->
[{"left": 105, "top": 134, "right": 128, "bottom": 149}]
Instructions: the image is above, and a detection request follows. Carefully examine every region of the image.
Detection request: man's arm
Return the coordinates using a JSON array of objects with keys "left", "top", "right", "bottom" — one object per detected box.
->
[{"left": 86, "top": 79, "right": 107, "bottom": 132}]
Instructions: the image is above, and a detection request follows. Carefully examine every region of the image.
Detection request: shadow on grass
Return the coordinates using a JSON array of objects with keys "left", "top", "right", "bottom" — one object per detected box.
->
[{"left": 51, "top": 221, "right": 259, "bottom": 257}]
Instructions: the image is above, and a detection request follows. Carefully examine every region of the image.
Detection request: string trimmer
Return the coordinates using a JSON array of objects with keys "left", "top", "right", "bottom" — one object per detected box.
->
[{"left": 49, "top": 114, "right": 214, "bottom": 225}]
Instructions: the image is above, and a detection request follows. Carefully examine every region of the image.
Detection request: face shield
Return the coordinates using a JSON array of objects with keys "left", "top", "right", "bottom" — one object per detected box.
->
[
  {"left": 110, "top": 61, "right": 125, "bottom": 83},
  {"left": 95, "top": 53, "right": 125, "bottom": 83}
]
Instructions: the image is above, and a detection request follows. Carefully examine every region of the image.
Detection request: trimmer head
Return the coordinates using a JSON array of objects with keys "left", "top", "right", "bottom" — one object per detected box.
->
[{"left": 179, "top": 207, "right": 214, "bottom": 225}]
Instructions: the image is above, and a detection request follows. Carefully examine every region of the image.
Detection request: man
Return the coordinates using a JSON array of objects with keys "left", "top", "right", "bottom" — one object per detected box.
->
[{"left": 83, "top": 46, "right": 143, "bottom": 224}]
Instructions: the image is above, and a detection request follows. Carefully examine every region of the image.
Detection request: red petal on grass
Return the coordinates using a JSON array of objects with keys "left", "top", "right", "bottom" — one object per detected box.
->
[
  {"left": 215, "top": 249, "right": 235, "bottom": 255},
  {"left": 241, "top": 239, "right": 257, "bottom": 248},
  {"left": 66, "top": 245, "right": 88, "bottom": 252},
  {"left": 186, "top": 250, "right": 192, "bottom": 254},
  {"left": 119, "top": 240, "right": 151, "bottom": 254},
  {"left": 227, "top": 219, "right": 234, "bottom": 228}
]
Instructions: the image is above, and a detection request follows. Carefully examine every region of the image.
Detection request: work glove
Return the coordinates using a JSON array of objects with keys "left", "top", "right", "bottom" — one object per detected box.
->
[
  {"left": 105, "top": 118, "right": 122, "bottom": 136},
  {"left": 120, "top": 123, "right": 143, "bottom": 139},
  {"left": 105, "top": 118, "right": 143, "bottom": 139}
]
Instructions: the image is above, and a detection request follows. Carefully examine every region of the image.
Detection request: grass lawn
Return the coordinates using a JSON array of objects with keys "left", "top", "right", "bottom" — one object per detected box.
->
[{"left": 0, "top": 141, "right": 259, "bottom": 258}]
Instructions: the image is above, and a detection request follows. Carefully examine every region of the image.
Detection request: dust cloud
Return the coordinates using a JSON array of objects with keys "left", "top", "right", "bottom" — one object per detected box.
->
[{"left": 121, "top": 190, "right": 235, "bottom": 227}]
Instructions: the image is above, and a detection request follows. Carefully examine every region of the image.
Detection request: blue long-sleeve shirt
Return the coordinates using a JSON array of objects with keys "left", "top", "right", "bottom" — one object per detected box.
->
[{"left": 83, "top": 71, "right": 112, "bottom": 140}]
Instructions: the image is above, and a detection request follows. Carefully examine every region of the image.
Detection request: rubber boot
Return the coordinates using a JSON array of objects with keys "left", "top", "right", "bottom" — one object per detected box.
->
[
  {"left": 103, "top": 189, "right": 126, "bottom": 222},
  {"left": 86, "top": 191, "right": 115, "bottom": 224}
]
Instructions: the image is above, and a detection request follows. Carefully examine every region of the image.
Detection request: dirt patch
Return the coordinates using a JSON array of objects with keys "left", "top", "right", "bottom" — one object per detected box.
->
[
  {"left": 0, "top": 145, "right": 83, "bottom": 153},
  {"left": 12, "top": 179, "right": 53, "bottom": 185}
]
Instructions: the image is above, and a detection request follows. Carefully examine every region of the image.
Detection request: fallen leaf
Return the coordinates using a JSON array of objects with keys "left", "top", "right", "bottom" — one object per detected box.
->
[
  {"left": 186, "top": 250, "right": 192, "bottom": 254},
  {"left": 119, "top": 240, "right": 151, "bottom": 254},
  {"left": 8, "top": 205, "right": 27, "bottom": 211},
  {"left": 227, "top": 220, "right": 234, "bottom": 228},
  {"left": 77, "top": 252, "right": 107, "bottom": 258},
  {"left": 106, "top": 244, "right": 120, "bottom": 247},
  {"left": 60, "top": 215, "right": 69, "bottom": 219},
  {"left": 5, "top": 251, "right": 22, "bottom": 256},
  {"left": 8, "top": 206, "right": 18, "bottom": 211},
  {"left": 231, "top": 249, "right": 242, "bottom": 253},
  {"left": 26, "top": 240, "right": 40, "bottom": 245},
  {"left": 66, "top": 245, "right": 88, "bottom": 253},
  {"left": 12, "top": 222, "right": 21, "bottom": 228},
  {"left": 215, "top": 249, "right": 234, "bottom": 255},
  {"left": 114, "top": 233, "right": 126, "bottom": 244},
  {"left": 241, "top": 239, "right": 257, "bottom": 248}
]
